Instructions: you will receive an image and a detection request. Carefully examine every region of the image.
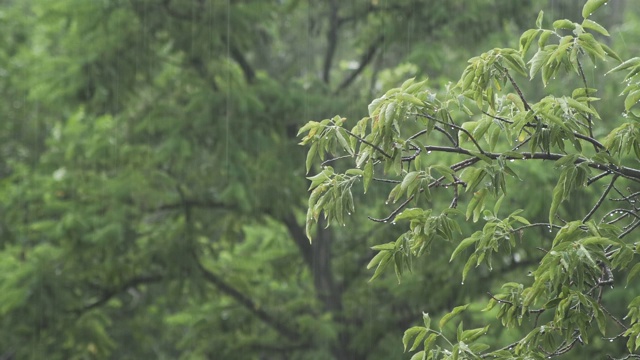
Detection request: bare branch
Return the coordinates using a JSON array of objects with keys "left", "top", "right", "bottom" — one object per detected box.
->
[
  {"left": 342, "top": 127, "right": 392, "bottom": 158},
  {"left": 197, "top": 259, "right": 300, "bottom": 341},
  {"left": 583, "top": 175, "right": 619, "bottom": 222},
  {"left": 335, "top": 35, "right": 385, "bottom": 93}
]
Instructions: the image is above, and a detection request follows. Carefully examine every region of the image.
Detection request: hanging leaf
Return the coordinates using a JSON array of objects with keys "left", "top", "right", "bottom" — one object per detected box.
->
[{"left": 582, "top": 0, "right": 608, "bottom": 19}]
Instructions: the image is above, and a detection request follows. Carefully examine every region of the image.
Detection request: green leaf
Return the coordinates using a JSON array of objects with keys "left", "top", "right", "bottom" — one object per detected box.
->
[
  {"left": 401, "top": 171, "right": 420, "bottom": 191},
  {"left": 592, "top": 300, "right": 606, "bottom": 336},
  {"left": 582, "top": 0, "right": 608, "bottom": 19},
  {"left": 529, "top": 49, "right": 549, "bottom": 79},
  {"left": 580, "top": 236, "right": 618, "bottom": 247},
  {"left": 460, "top": 326, "right": 490, "bottom": 342},
  {"left": 409, "top": 351, "right": 425, "bottom": 360},
  {"left": 423, "top": 312, "right": 431, "bottom": 330},
  {"left": 625, "top": 90, "right": 640, "bottom": 112},
  {"left": 582, "top": 19, "right": 610, "bottom": 36},
  {"left": 395, "top": 208, "right": 424, "bottom": 221},
  {"left": 398, "top": 93, "right": 425, "bottom": 107},
  {"left": 536, "top": 10, "right": 544, "bottom": 28},
  {"left": 565, "top": 97, "right": 598, "bottom": 117},
  {"left": 306, "top": 142, "right": 317, "bottom": 173},
  {"left": 461, "top": 168, "right": 485, "bottom": 193},
  {"left": 519, "top": 28, "right": 540, "bottom": 55},
  {"left": 363, "top": 160, "right": 373, "bottom": 193},
  {"left": 439, "top": 304, "right": 469, "bottom": 329},
  {"left": 432, "top": 164, "right": 455, "bottom": 182},
  {"left": 553, "top": 19, "right": 575, "bottom": 30},
  {"left": 369, "top": 251, "right": 392, "bottom": 281},
  {"left": 627, "top": 263, "right": 640, "bottom": 287},
  {"left": 336, "top": 129, "right": 354, "bottom": 156},
  {"left": 606, "top": 57, "right": 640, "bottom": 74},
  {"left": 423, "top": 333, "right": 437, "bottom": 353},
  {"left": 549, "top": 178, "right": 564, "bottom": 224},
  {"left": 601, "top": 42, "right": 622, "bottom": 62},
  {"left": 403, "top": 326, "right": 427, "bottom": 352},
  {"left": 493, "top": 194, "right": 505, "bottom": 215},
  {"left": 450, "top": 236, "right": 478, "bottom": 262},
  {"left": 372, "top": 243, "right": 396, "bottom": 253},
  {"left": 578, "top": 33, "right": 606, "bottom": 60},
  {"left": 367, "top": 250, "right": 389, "bottom": 269},
  {"left": 554, "top": 154, "right": 580, "bottom": 168}
]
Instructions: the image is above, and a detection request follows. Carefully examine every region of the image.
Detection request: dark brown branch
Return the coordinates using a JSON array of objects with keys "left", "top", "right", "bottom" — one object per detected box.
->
[
  {"left": 197, "top": 259, "right": 300, "bottom": 341},
  {"left": 434, "top": 125, "right": 458, "bottom": 146},
  {"left": 421, "top": 145, "right": 640, "bottom": 183},
  {"left": 373, "top": 177, "right": 401, "bottom": 184},
  {"left": 230, "top": 44, "right": 256, "bottom": 84},
  {"left": 483, "top": 108, "right": 605, "bottom": 152},
  {"left": 322, "top": 0, "right": 339, "bottom": 84},
  {"left": 583, "top": 175, "right": 619, "bottom": 222},
  {"left": 157, "top": 199, "right": 232, "bottom": 212},
  {"left": 612, "top": 186, "right": 640, "bottom": 211},
  {"left": 342, "top": 127, "right": 392, "bottom": 158},
  {"left": 283, "top": 214, "right": 313, "bottom": 269},
  {"left": 368, "top": 194, "right": 415, "bottom": 223},
  {"left": 418, "top": 113, "right": 485, "bottom": 154},
  {"left": 511, "top": 223, "right": 563, "bottom": 232},
  {"left": 618, "top": 219, "right": 640, "bottom": 239},
  {"left": 335, "top": 35, "right": 385, "bottom": 93},
  {"left": 504, "top": 69, "right": 535, "bottom": 113},
  {"left": 588, "top": 170, "right": 612, "bottom": 186},
  {"left": 74, "top": 275, "right": 163, "bottom": 313}
]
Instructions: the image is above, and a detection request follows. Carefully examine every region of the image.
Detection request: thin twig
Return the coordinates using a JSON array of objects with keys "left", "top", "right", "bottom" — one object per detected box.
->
[
  {"left": 368, "top": 195, "right": 415, "bottom": 223},
  {"left": 576, "top": 55, "right": 596, "bottom": 147},
  {"left": 342, "top": 128, "right": 392, "bottom": 159},
  {"left": 417, "top": 113, "right": 485, "bottom": 154},
  {"left": 583, "top": 175, "right": 619, "bottom": 222},
  {"left": 588, "top": 170, "right": 612, "bottom": 186}
]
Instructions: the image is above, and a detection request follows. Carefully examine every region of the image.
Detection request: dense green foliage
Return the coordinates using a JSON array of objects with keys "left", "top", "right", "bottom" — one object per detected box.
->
[
  {"left": 0, "top": 0, "right": 637, "bottom": 359},
  {"left": 300, "top": 1, "right": 640, "bottom": 359},
  {"left": 0, "top": 1, "right": 555, "bottom": 359}
]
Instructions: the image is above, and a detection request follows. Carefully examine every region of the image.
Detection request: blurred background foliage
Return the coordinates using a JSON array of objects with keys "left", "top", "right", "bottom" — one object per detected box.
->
[{"left": 0, "top": 0, "right": 637, "bottom": 359}]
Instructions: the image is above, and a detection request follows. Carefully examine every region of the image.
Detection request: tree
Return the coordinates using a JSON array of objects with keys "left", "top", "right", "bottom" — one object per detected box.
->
[
  {"left": 300, "top": 1, "right": 640, "bottom": 359},
  {"left": 0, "top": 0, "right": 549, "bottom": 359}
]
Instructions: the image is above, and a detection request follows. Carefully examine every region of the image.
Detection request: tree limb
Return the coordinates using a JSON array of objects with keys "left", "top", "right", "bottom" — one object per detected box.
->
[
  {"left": 335, "top": 35, "right": 385, "bottom": 93},
  {"left": 322, "top": 0, "right": 339, "bottom": 84},
  {"left": 197, "top": 259, "right": 301, "bottom": 342}
]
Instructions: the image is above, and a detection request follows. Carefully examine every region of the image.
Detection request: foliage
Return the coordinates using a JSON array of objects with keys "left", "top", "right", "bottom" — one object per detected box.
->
[
  {"left": 0, "top": 0, "right": 555, "bottom": 359},
  {"left": 300, "top": 1, "right": 640, "bottom": 359}
]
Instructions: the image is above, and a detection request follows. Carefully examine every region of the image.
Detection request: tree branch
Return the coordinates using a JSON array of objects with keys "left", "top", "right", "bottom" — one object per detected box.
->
[
  {"left": 197, "top": 260, "right": 300, "bottom": 342},
  {"left": 73, "top": 275, "right": 163, "bottom": 313},
  {"left": 229, "top": 44, "right": 256, "bottom": 84},
  {"left": 583, "top": 175, "right": 618, "bottom": 222},
  {"left": 322, "top": 0, "right": 339, "bottom": 84},
  {"left": 335, "top": 35, "right": 385, "bottom": 93},
  {"left": 420, "top": 145, "right": 640, "bottom": 182}
]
